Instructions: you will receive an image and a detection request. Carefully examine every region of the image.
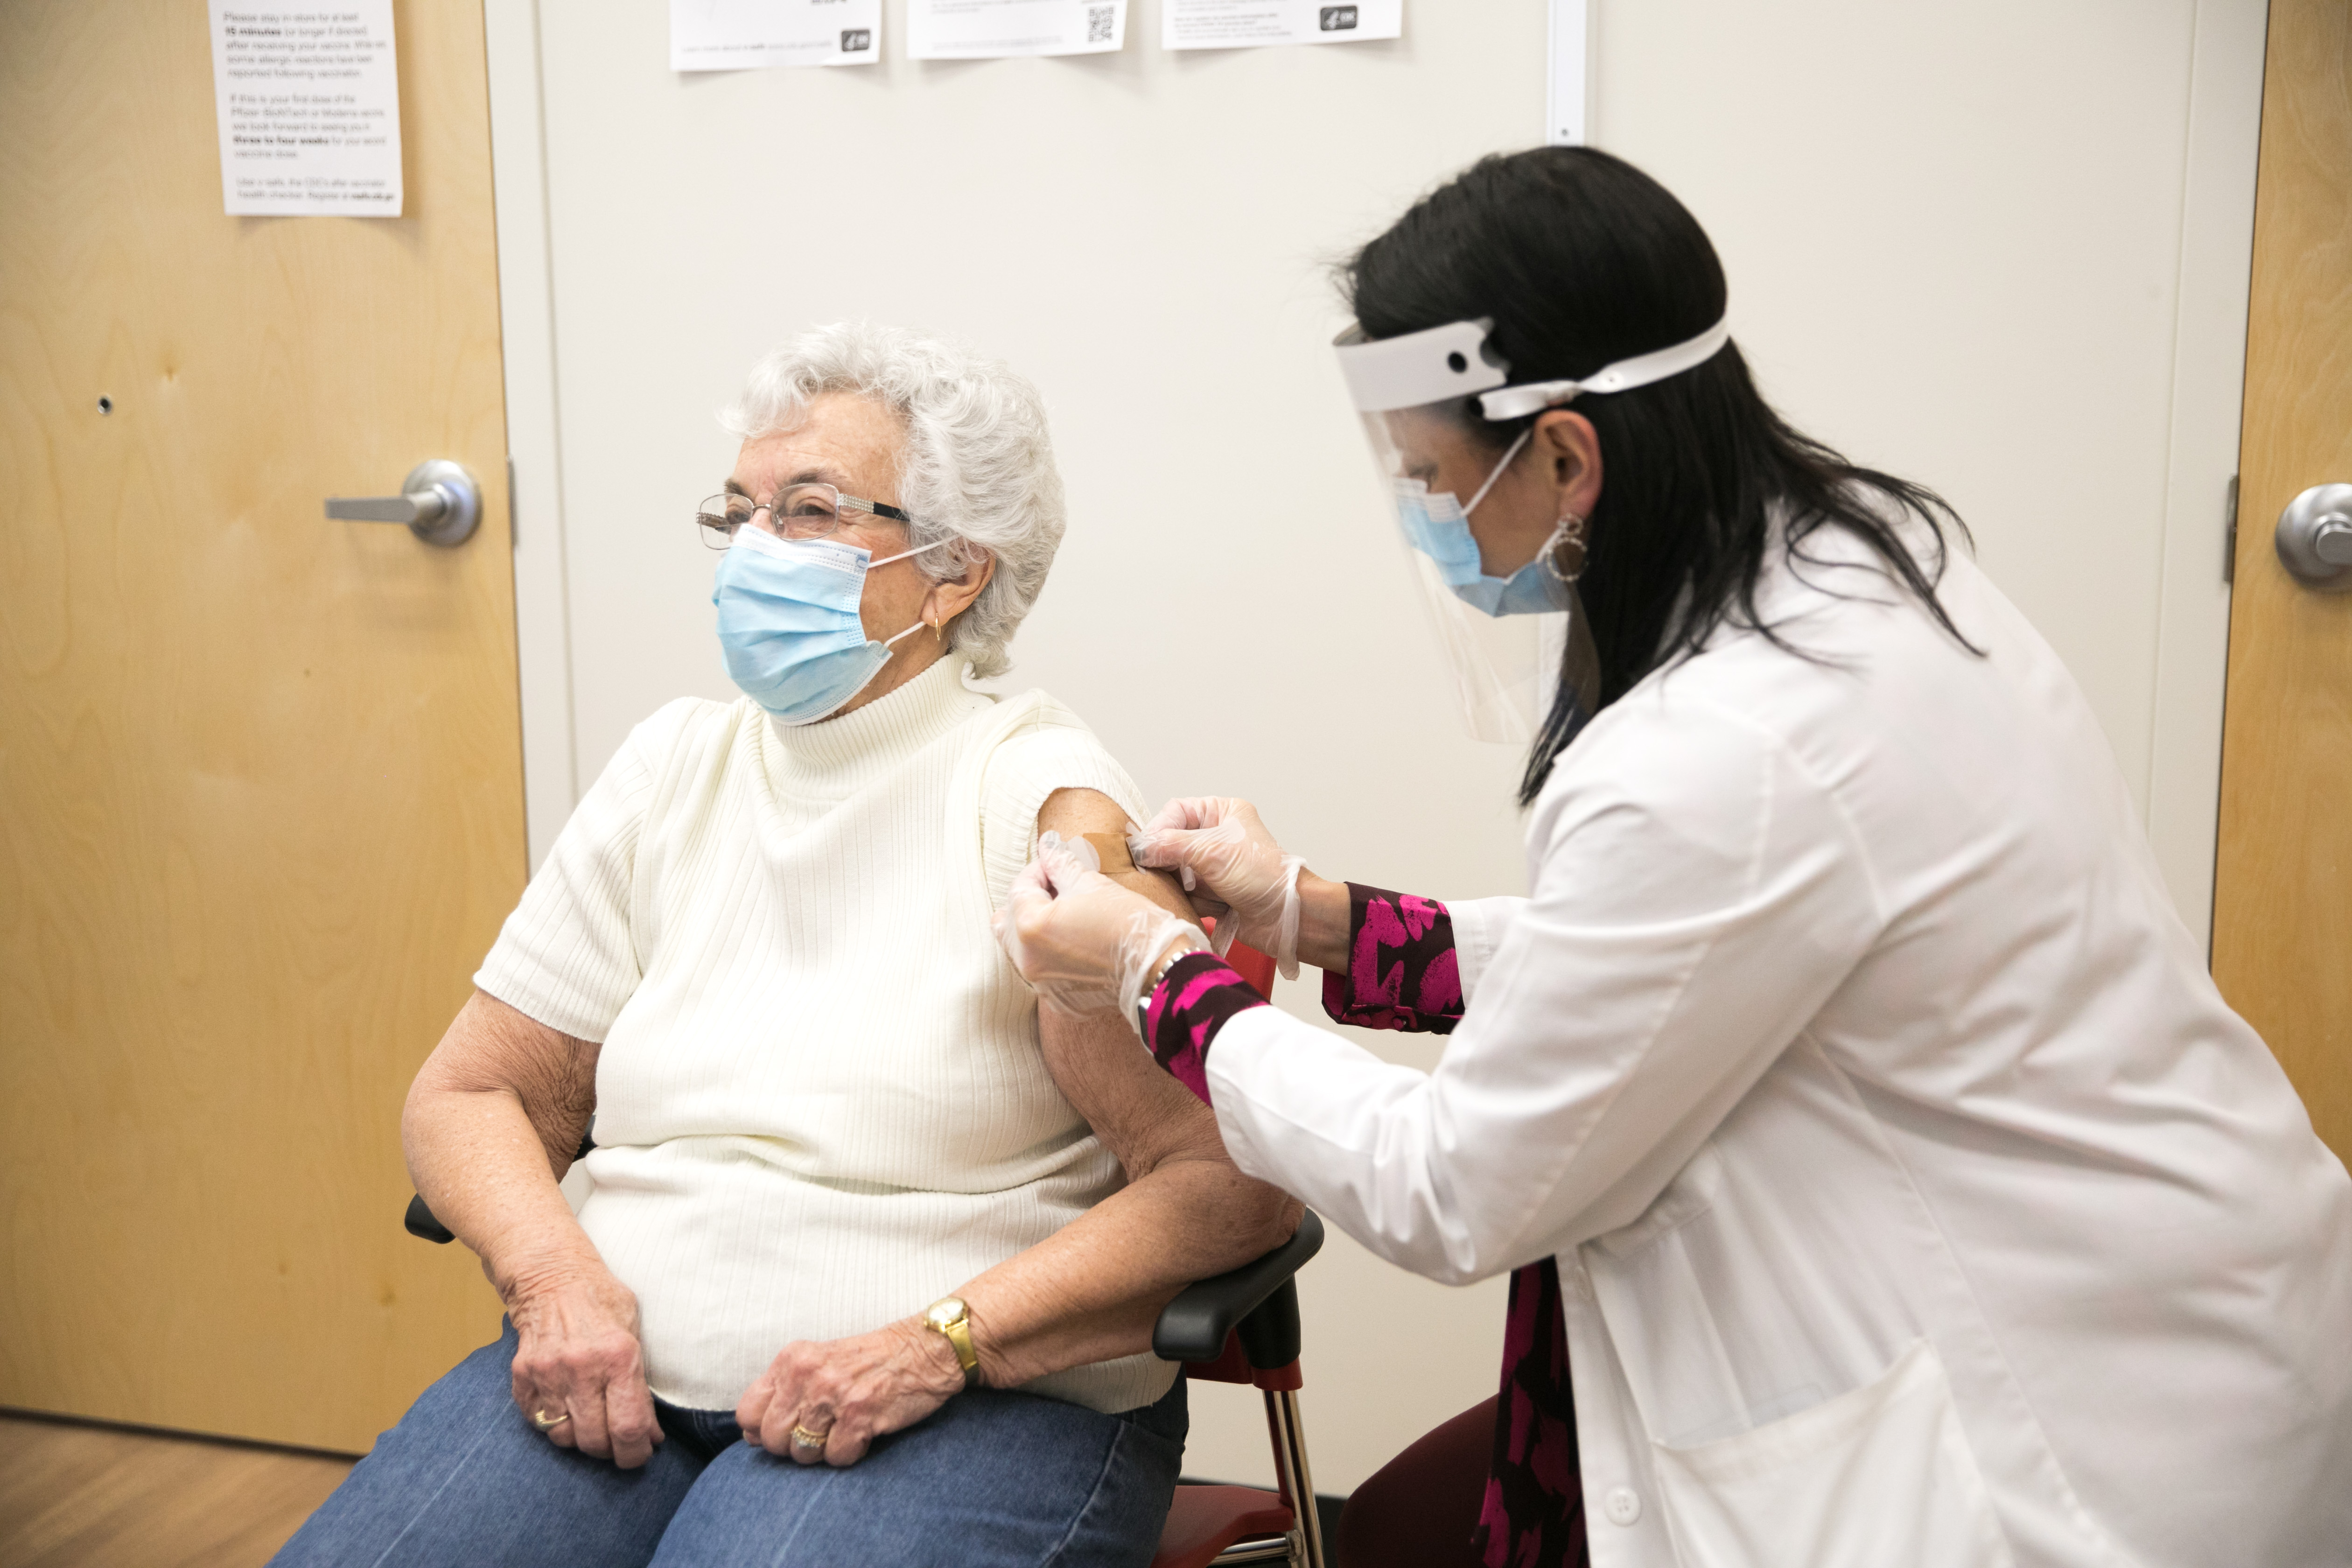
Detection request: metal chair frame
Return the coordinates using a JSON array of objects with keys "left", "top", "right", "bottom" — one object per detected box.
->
[{"left": 1152, "top": 1212, "right": 1328, "bottom": 1568}]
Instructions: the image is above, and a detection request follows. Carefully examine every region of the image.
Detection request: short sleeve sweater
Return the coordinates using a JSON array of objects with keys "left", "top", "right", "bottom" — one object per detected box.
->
[{"left": 475, "top": 657, "right": 1172, "bottom": 1414}]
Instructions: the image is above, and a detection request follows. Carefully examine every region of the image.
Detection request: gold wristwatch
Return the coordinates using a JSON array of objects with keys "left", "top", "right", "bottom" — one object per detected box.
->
[{"left": 922, "top": 1296, "right": 980, "bottom": 1388}]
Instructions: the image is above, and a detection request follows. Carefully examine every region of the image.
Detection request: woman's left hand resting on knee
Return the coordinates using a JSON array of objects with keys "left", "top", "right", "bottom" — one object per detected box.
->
[
  {"left": 403, "top": 992, "right": 665, "bottom": 1469},
  {"left": 735, "top": 1318, "right": 966, "bottom": 1466}
]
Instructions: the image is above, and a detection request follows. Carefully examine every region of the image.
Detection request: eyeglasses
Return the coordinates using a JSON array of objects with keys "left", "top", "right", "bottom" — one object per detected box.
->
[{"left": 696, "top": 484, "right": 916, "bottom": 550}]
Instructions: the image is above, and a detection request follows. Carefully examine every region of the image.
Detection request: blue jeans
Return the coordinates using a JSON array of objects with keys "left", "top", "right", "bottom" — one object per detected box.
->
[{"left": 272, "top": 1322, "right": 1187, "bottom": 1567}]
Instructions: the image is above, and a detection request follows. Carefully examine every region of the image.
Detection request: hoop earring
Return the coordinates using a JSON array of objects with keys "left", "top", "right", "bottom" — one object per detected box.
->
[
  {"left": 1550, "top": 513, "right": 1589, "bottom": 585},
  {"left": 931, "top": 616, "right": 945, "bottom": 645}
]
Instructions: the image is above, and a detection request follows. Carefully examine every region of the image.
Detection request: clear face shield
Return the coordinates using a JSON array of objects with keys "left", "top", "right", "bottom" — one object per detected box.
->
[{"left": 1332, "top": 316, "right": 1730, "bottom": 743}]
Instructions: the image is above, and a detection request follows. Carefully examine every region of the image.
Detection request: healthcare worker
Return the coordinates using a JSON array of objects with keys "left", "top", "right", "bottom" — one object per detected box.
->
[{"left": 995, "top": 147, "right": 2352, "bottom": 1568}]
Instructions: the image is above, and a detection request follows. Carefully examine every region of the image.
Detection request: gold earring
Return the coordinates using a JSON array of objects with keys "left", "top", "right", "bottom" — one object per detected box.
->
[{"left": 932, "top": 616, "right": 944, "bottom": 645}]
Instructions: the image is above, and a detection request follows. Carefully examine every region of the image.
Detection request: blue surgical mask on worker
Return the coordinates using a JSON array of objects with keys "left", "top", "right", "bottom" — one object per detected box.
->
[
  {"left": 1393, "top": 428, "right": 1571, "bottom": 617},
  {"left": 712, "top": 526, "right": 949, "bottom": 724}
]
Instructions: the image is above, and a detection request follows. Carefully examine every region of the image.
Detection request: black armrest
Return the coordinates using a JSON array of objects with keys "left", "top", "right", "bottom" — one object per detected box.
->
[
  {"left": 402, "top": 1128, "right": 595, "bottom": 1246},
  {"left": 1152, "top": 1210, "right": 1323, "bottom": 1366},
  {"left": 404, "top": 1191, "right": 456, "bottom": 1244}
]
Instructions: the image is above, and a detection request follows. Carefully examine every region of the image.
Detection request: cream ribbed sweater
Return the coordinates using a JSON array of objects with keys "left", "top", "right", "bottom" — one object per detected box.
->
[{"left": 475, "top": 657, "right": 1176, "bottom": 1414}]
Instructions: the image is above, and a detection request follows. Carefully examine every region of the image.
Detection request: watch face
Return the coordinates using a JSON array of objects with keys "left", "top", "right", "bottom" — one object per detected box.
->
[{"left": 926, "top": 1298, "right": 965, "bottom": 1330}]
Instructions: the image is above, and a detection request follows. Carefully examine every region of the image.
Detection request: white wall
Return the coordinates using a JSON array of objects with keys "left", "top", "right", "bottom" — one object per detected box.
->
[
  {"left": 484, "top": 0, "right": 2265, "bottom": 1494},
  {"left": 1590, "top": 0, "right": 2262, "bottom": 943}
]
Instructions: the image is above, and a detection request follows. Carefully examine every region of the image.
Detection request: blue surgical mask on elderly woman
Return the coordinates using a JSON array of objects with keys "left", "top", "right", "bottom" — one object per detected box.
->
[
  {"left": 713, "top": 526, "right": 950, "bottom": 724},
  {"left": 1393, "top": 427, "right": 1575, "bottom": 618}
]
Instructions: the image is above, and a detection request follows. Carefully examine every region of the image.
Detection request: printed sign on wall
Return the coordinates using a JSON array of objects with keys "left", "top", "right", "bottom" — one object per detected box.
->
[
  {"left": 909, "top": 0, "right": 1127, "bottom": 59},
  {"left": 208, "top": 1, "right": 403, "bottom": 217},
  {"left": 1162, "top": 0, "right": 1401, "bottom": 51},
  {"left": 672, "top": 0, "right": 883, "bottom": 70}
]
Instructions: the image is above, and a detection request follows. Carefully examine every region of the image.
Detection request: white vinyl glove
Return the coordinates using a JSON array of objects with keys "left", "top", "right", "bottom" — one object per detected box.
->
[
  {"left": 993, "top": 832, "right": 1207, "bottom": 1026},
  {"left": 1127, "top": 798, "right": 1305, "bottom": 979}
]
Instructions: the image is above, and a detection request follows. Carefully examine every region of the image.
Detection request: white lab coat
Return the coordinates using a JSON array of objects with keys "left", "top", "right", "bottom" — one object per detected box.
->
[{"left": 1205, "top": 523, "right": 2352, "bottom": 1568}]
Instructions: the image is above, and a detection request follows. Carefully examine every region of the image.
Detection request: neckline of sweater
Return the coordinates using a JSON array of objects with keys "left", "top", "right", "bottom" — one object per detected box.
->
[{"left": 759, "top": 655, "right": 992, "bottom": 796}]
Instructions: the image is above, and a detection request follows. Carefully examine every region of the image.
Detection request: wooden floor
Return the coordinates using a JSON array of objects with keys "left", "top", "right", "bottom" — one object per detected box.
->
[{"left": 0, "top": 1413, "right": 352, "bottom": 1568}]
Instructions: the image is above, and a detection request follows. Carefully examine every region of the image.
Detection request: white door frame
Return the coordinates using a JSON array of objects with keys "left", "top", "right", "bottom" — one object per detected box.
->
[{"left": 485, "top": 0, "right": 577, "bottom": 868}]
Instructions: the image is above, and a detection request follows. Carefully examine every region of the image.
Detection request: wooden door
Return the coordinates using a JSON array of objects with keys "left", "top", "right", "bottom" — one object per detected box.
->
[
  {"left": 2213, "top": 0, "right": 2352, "bottom": 1162},
  {"left": 0, "top": 2, "right": 520, "bottom": 1452}
]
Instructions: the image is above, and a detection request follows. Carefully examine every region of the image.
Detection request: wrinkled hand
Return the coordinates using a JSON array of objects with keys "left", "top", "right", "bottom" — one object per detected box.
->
[
  {"left": 1127, "top": 798, "right": 1304, "bottom": 977},
  {"left": 994, "top": 832, "right": 1206, "bottom": 1018},
  {"left": 736, "top": 1320, "right": 966, "bottom": 1466},
  {"left": 505, "top": 1259, "right": 664, "bottom": 1469}
]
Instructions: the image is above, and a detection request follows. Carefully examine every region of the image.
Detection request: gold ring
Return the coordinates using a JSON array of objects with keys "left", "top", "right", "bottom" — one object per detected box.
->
[
  {"left": 789, "top": 1423, "right": 829, "bottom": 1450},
  {"left": 532, "top": 1408, "right": 571, "bottom": 1430}
]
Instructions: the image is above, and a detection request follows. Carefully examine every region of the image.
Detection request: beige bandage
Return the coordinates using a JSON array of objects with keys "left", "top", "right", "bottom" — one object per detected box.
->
[{"left": 1081, "top": 833, "right": 1138, "bottom": 875}]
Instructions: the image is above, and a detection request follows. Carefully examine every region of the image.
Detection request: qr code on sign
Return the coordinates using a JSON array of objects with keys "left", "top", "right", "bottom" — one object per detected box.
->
[{"left": 1086, "top": 6, "right": 1114, "bottom": 43}]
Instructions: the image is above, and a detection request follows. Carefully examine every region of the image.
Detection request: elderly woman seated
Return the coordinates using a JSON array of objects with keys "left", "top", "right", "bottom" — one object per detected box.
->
[{"left": 274, "top": 324, "right": 1296, "bottom": 1568}]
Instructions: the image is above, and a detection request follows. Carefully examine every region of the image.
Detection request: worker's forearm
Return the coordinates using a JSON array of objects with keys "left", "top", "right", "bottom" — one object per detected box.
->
[
  {"left": 1295, "top": 871, "right": 1351, "bottom": 973},
  {"left": 402, "top": 1087, "right": 602, "bottom": 1303},
  {"left": 959, "top": 1158, "right": 1298, "bottom": 1389}
]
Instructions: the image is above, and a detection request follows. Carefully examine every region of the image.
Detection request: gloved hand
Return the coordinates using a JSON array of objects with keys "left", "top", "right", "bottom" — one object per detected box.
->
[
  {"left": 1127, "top": 798, "right": 1305, "bottom": 979},
  {"left": 994, "top": 832, "right": 1207, "bottom": 1024}
]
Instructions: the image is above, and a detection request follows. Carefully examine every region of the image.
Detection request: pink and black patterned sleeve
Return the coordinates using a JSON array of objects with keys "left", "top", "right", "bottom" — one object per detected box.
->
[
  {"left": 1321, "top": 882, "right": 1464, "bottom": 1034},
  {"left": 1141, "top": 952, "right": 1270, "bottom": 1107},
  {"left": 1140, "top": 880, "right": 1466, "bottom": 1107}
]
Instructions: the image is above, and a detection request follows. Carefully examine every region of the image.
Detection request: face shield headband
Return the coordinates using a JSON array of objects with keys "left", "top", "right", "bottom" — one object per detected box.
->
[
  {"left": 1334, "top": 315, "right": 1731, "bottom": 417},
  {"left": 1331, "top": 315, "right": 1729, "bottom": 743}
]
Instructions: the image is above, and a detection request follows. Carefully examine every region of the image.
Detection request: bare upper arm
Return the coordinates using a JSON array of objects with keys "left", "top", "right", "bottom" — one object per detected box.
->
[
  {"left": 1032, "top": 789, "right": 1225, "bottom": 1180},
  {"left": 411, "top": 989, "right": 601, "bottom": 1175},
  {"left": 1036, "top": 787, "right": 1198, "bottom": 924}
]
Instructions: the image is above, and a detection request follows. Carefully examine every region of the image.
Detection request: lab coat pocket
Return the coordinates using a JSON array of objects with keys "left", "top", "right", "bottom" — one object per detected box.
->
[{"left": 1649, "top": 1339, "right": 2012, "bottom": 1568}]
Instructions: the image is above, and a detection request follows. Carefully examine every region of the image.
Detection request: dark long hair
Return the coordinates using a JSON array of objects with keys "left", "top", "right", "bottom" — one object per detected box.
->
[{"left": 1344, "top": 147, "right": 1978, "bottom": 805}]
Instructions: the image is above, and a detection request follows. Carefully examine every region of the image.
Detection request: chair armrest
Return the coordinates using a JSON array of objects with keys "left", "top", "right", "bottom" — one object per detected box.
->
[
  {"left": 1152, "top": 1210, "right": 1323, "bottom": 1365},
  {"left": 404, "top": 1192, "right": 456, "bottom": 1244}
]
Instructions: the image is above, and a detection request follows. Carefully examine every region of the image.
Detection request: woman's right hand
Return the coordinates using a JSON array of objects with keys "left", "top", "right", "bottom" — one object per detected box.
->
[
  {"left": 1129, "top": 798, "right": 1305, "bottom": 974},
  {"left": 503, "top": 1255, "right": 665, "bottom": 1469}
]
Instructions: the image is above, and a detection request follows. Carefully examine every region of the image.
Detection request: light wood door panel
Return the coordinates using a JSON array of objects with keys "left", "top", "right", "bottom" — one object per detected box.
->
[
  {"left": 2213, "top": 0, "right": 2352, "bottom": 1161},
  {"left": 1, "top": 2, "right": 519, "bottom": 1451}
]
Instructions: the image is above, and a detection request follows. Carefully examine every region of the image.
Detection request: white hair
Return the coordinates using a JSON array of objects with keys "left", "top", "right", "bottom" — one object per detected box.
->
[{"left": 721, "top": 322, "right": 1065, "bottom": 680}]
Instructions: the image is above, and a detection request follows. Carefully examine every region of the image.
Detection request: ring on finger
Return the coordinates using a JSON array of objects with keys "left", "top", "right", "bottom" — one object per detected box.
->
[
  {"left": 789, "top": 1422, "right": 829, "bottom": 1452},
  {"left": 532, "top": 1408, "right": 572, "bottom": 1431}
]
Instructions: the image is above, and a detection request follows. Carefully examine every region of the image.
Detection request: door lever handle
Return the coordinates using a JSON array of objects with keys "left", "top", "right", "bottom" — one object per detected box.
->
[
  {"left": 327, "top": 493, "right": 444, "bottom": 525},
  {"left": 325, "top": 460, "right": 481, "bottom": 547}
]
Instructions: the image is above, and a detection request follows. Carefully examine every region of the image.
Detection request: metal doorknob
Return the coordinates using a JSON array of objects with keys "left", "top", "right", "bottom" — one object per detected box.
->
[
  {"left": 2275, "top": 483, "right": 2352, "bottom": 592},
  {"left": 324, "top": 459, "right": 481, "bottom": 547}
]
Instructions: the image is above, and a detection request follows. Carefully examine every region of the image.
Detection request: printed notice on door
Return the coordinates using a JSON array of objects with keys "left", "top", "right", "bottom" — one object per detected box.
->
[
  {"left": 1162, "top": 0, "right": 1400, "bottom": 50},
  {"left": 673, "top": 0, "right": 883, "bottom": 70},
  {"left": 208, "top": 2, "right": 403, "bottom": 217},
  {"left": 908, "top": 0, "right": 1126, "bottom": 59}
]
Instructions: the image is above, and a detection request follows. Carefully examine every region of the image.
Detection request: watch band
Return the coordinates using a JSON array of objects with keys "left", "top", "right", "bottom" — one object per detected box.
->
[{"left": 1131, "top": 941, "right": 1200, "bottom": 1041}]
